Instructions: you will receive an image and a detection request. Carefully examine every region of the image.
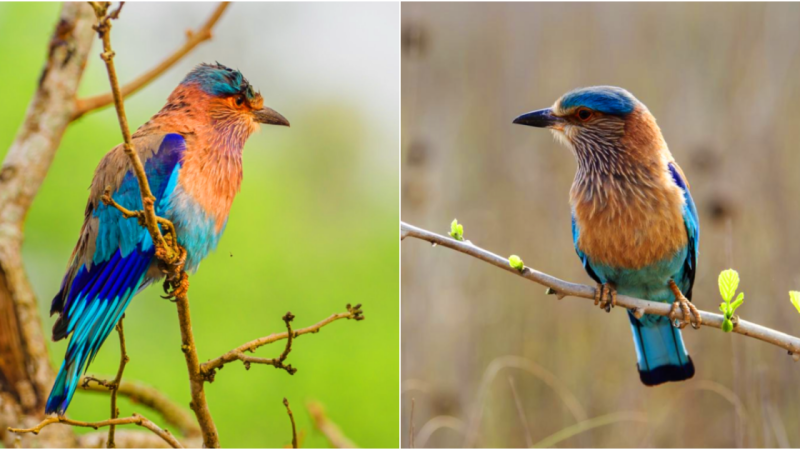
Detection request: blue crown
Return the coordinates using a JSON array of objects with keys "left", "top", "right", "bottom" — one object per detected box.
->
[
  {"left": 559, "top": 86, "right": 637, "bottom": 116},
  {"left": 182, "top": 62, "right": 256, "bottom": 99}
]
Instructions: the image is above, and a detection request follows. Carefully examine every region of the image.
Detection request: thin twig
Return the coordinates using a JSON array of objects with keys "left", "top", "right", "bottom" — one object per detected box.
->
[
  {"left": 81, "top": 377, "right": 200, "bottom": 438},
  {"left": 8, "top": 413, "right": 183, "bottom": 449},
  {"left": 89, "top": 2, "right": 177, "bottom": 264},
  {"left": 107, "top": 318, "right": 129, "bottom": 448},
  {"left": 306, "top": 401, "right": 358, "bottom": 449},
  {"left": 401, "top": 221, "right": 800, "bottom": 359},
  {"left": 72, "top": 2, "right": 230, "bottom": 120},
  {"left": 201, "top": 304, "right": 364, "bottom": 377},
  {"left": 225, "top": 312, "right": 298, "bottom": 376},
  {"left": 283, "top": 398, "right": 298, "bottom": 449}
]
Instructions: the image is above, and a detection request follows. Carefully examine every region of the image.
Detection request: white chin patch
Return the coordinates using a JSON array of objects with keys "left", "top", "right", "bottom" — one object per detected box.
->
[{"left": 550, "top": 127, "right": 576, "bottom": 155}]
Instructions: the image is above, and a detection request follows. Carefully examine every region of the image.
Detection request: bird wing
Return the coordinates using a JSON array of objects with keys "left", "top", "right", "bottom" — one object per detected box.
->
[
  {"left": 668, "top": 161, "right": 699, "bottom": 299},
  {"left": 571, "top": 214, "right": 602, "bottom": 284},
  {"left": 50, "top": 133, "right": 186, "bottom": 348}
]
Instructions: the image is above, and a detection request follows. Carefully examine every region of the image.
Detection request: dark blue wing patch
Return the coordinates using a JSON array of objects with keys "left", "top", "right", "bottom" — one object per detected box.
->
[{"left": 668, "top": 162, "right": 699, "bottom": 299}]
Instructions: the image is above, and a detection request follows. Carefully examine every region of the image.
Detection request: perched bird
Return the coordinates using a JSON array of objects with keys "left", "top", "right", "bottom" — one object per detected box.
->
[
  {"left": 513, "top": 86, "right": 700, "bottom": 385},
  {"left": 46, "top": 63, "right": 289, "bottom": 415}
]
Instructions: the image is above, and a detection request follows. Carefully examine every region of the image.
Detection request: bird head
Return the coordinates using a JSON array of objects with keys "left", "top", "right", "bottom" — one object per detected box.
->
[
  {"left": 513, "top": 86, "right": 664, "bottom": 167},
  {"left": 181, "top": 62, "right": 290, "bottom": 130}
]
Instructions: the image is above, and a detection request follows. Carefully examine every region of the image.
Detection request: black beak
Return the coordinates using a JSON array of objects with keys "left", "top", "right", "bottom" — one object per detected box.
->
[
  {"left": 512, "top": 108, "right": 564, "bottom": 128},
  {"left": 254, "top": 107, "right": 290, "bottom": 127}
]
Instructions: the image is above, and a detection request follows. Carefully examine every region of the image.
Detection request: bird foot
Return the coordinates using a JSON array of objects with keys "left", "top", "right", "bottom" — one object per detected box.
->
[
  {"left": 594, "top": 282, "right": 617, "bottom": 313},
  {"left": 162, "top": 271, "right": 189, "bottom": 302},
  {"left": 668, "top": 280, "right": 701, "bottom": 329}
]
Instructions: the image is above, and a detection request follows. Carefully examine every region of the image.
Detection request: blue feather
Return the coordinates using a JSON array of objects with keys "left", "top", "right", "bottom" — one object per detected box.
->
[
  {"left": 182, "top": 62, "right": 254, "bottom": 99},
  {"left": 559, "top": 86, "right": 637, "bottom": 116},
  {"left": 47, "top": 134, "right": 186, "bottom": 415}
]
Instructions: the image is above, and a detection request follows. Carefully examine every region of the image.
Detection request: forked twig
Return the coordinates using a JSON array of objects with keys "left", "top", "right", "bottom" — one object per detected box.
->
[
  {"left": 8, "top": 414, "right": 183, "bottom": 449},
  {"left": 201, "top": 304, "right": 364, "bottom": 377}
]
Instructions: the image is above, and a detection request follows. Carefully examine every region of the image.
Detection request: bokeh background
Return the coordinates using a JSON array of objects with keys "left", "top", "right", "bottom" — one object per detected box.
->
[
  {"left": 0, "top": 2, "right": 398, "bottom": 448},
  {"left": 402, "top": 3, "right": 800, "bottom": 448}
]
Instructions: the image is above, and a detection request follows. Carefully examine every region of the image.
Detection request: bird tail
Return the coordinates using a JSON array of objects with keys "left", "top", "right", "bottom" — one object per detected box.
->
[
  {"left": 45, "top": 247, "right": 152, "bottom": 415},
  {"left": 45, "top": 359, "right": 81, "bottom": 415},
  {"left": 628, "top": 311, "right": 694, "bottom": 385}
]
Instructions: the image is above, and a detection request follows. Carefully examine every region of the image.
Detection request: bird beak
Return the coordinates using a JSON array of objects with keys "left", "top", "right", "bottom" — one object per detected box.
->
[
  {"left": 254, "top": 107, "right": 290, "bottom": 127},
  {"left": 512, "top": 108, "right": 564, "bottom": 129}
]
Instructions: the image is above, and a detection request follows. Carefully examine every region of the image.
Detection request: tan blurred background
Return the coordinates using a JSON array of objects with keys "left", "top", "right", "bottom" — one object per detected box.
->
[{"left": 401, "top": 2, "right": 800, "bottom": 448}]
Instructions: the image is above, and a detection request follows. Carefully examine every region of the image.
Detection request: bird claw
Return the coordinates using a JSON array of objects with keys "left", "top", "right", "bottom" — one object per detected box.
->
[
  {"left": 594, "top": 282, "right": 617, "bottom": 313},
  {"left": 668, "top": 280, "right": 701, "bottom": 329},
  {"left": 161, "top": 271, "right": 189, "bottom": 302}
]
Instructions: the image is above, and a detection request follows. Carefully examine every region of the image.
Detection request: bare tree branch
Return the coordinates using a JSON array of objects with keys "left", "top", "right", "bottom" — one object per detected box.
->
[
  {"left": 8, "top": 413, "right": 182, "bottom": 449},
  {"left": 283, "top": 398, "right": 297, "bottom": 449},
  {"left": 81, "top": 378, "right": 200, "bottom": 439},
  {"left": 72, "top": 2, "right": 230, "bottom": 121},
  {"left": 107, "top": 319, "right": 129, "bottom": 448},
  {"left": 201, "top": 305, "right": 364, "bottom": 377},
  {"left": 401, "top": 221, "right": 800, "bottom": 359},
  {"left": 0, "top": 3, "right": 97, "bottom": 448}
]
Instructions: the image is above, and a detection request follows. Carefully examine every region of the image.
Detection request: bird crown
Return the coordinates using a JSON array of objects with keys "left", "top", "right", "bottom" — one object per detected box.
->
[
  {"left": 182, "top": 62, "right": 258, "bottom": 100},
  {"left": 557, "top": 86, "right": 638, "bottom": 116}
]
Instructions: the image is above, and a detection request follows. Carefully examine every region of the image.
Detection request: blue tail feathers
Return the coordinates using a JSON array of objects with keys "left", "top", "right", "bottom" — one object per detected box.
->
[
  {"left": 46, "top": 247, "right": 151, "bottom": 415},
  {"left": 628, "top": 311, "right": 694, "bottom": 385},
  {"left": 45, "top": 361, "right": 77, "bottom": 415}
]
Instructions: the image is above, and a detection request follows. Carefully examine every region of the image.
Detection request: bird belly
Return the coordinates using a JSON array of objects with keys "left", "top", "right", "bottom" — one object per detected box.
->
[
  {"left": 587, "top": 246, "right": 687, "bottom": 302},
  {"left": 163, "top": 186, "right": 226, "bottom": 272}
]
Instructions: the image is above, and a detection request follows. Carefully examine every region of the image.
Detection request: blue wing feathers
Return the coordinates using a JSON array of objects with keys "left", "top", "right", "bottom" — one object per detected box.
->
[
  {"left": 668, "top": 162, "right": 698, "bottom": 299},
  {"left": 47, "top": 134, "right": 186, "bottom": 415}
]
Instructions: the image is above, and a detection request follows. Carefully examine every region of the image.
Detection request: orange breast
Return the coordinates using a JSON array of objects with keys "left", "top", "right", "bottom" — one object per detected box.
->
[{"left": 572, "top": 177, "right": 687, "bottom": 270}]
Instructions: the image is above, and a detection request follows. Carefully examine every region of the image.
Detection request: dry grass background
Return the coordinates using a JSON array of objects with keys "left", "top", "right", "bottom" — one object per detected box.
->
[{"left": 401, "top": 2, "right": 800, "bottom": 447}]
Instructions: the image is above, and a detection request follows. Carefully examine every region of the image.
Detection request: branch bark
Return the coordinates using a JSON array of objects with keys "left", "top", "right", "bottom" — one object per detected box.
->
[
  {"left": 72, "top": 2, "right": 230, "bottom": 121},
  {"left": 0, "top": 3, "right": 96, "bottom": 447},
  {"left": 8, "top": 413, "right": 183, "bottom": 449},
  {"left": 283, "top": 398, "right": 297, "bottom": 449},
  {"left": 401, "top": 221, "right": 800, "bottom": 359},
  {"left": 106, "top": 319, "right": 129, "bottom": 448},
  {"left": 200, "top": 305, "right": 364, "bottom": 377}
]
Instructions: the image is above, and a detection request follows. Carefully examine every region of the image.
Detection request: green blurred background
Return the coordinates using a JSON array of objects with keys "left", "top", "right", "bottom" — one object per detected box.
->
[
  {"left": 402, "top": 2, "right": 800, "bottom": 448},
  {"left": 0, "top": 2, "right": 398, "bottom": 448}
]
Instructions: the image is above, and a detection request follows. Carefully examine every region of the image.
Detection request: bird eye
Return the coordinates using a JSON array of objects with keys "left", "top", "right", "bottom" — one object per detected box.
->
[
  {"left": 235, "top": 95, "right": 245, "bottom": 106},
  {"left": 576, "top": 108, "right": 593, "bottom": 122}
]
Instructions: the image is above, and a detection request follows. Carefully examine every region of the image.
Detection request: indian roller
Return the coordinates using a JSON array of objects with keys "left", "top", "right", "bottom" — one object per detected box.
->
[
  {"left": 46, "top": 63, "right": 289, "bottom": 415},
  {"left": 513, "top": 86, "right": 700, "bottom": 385}
]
